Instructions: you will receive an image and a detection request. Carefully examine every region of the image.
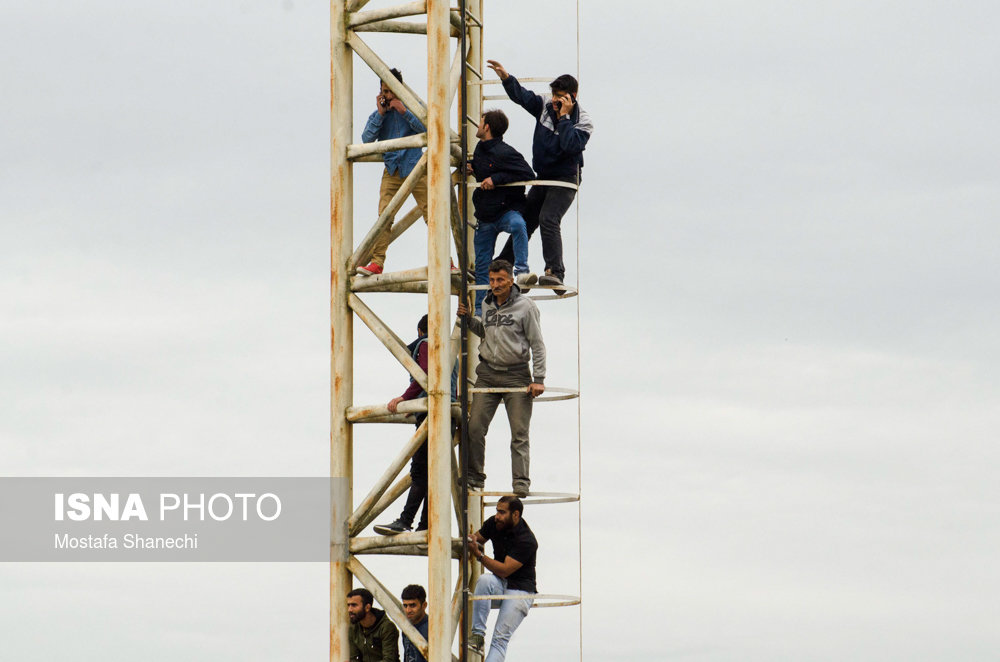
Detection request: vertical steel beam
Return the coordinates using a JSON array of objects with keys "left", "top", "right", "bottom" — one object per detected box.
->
[
  {"left": 330, "top": 1, "right": 353, "bottom": 661},
  {"left": 426, "top": 1, "right": 452, "bottom": 662},
  {"left": 465, "top": 0, "right": 485, "bottom": 591}
]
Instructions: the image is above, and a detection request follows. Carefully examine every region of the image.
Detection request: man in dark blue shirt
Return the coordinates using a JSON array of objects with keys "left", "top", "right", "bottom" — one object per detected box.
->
[{"left": 400, "top": 584, "right": 429, "bottom": 662}]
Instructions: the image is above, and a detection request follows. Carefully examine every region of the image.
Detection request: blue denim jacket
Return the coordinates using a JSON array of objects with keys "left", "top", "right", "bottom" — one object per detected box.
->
[{"left": 362, "top": 108, "right": 426, "bottom": 177}]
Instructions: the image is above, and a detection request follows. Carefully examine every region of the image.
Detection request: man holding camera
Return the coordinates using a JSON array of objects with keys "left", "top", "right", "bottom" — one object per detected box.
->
[{"left": 487, "top": 61, "right": 594, "bottom": 295}]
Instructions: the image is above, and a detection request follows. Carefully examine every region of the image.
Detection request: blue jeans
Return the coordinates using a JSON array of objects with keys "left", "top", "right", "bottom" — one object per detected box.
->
[
  {"left": 471, "top": 573, "right": 533, "bottom": 662},
  {"left": 474, "top": 210, "right": 529, "bottom": 314}
]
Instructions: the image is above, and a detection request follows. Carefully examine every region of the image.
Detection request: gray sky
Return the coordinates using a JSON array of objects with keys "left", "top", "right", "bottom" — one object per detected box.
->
[{"left": 2, "top": 1, "right": 999, "bottom": 660}]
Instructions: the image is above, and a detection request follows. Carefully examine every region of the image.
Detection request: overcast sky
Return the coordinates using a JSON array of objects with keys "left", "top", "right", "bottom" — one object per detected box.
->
[{"left": 2, "top": 1, "right": 999, "bottom": 660}]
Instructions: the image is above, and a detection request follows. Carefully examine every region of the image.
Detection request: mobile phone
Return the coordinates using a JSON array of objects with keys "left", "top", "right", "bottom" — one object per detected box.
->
[{"left": 380, "top": 97, "right": 389, "bottom": 108}]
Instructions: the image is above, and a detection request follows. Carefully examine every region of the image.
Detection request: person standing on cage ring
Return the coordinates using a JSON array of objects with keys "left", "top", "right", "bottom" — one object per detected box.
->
[
  {"left": 457, "top": 259, "right": 545, "bottom": 497},
  {"left": 467, "top": 108, "right": 537, "bottom": 316},
  {"left": 487, "top": 60, "right": 594, "bottom": 296}
]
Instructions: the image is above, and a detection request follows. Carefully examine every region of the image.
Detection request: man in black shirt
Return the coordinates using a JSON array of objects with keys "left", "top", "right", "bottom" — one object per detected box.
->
[{"left": 465, "top": 496, "right": 537, "bottom": 662}]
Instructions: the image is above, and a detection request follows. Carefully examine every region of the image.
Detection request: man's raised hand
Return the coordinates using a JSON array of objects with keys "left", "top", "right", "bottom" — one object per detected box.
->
[{"left": 486, "top": 60, "right": 509, "bottom": 81}]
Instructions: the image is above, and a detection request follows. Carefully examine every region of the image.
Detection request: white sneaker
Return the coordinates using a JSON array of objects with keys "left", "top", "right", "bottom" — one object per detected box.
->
[{"left": 516, "top": 272, "right": 537, "bottom": 293}]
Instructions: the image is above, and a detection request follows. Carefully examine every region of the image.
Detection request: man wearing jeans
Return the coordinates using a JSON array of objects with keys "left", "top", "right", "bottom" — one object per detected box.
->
[
  {"left": 466, "top": 496, "right": 537, "bottom": 662},
  {"left": 457, "top": 260, "right": 546, "bottom": 497},
  {"left": 487, "top": 60, "right": 594, "bottom": 295},
  {"left": 469, "top": 109, "right": 537, "bottom": 314}
]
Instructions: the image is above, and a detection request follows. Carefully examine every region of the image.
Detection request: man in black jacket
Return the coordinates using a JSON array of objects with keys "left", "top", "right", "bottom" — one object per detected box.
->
[
  {"left": 487, "top": 61, "right": 594, "bottom": 295},
  {"left": 469, "top": 109, "right": 537, "bottom": 314}
]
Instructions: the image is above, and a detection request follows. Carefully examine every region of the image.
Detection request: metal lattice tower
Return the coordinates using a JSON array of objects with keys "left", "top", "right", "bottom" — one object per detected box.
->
[{"left": 330, "top": 2, "right": 582, "bottom": 661}]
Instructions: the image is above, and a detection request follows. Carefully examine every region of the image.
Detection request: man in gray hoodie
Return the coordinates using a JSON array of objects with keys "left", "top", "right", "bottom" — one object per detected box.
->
[{"left": 457, "top": 259, "right": 546, "bottom": 497}]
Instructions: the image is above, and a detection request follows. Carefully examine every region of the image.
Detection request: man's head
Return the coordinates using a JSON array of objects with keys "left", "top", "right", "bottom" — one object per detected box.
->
[
  {"left": 346, "top": 588, "right": 374, "bottom": 624},
  {"left": 476, "top": 109, "right": 509, "bottom": 141},
  {"left": 417, "top": 314, "right": 428, "bottom": 337},
  {"left": 380, "top": 68, "right": 404, "bottom": 102},
  {"left": 549, "top": 74, "right": 578, "bottom": 113},
  {"left": 495, "top": 496, "right": 523, "bottom": 530},
  {"left": 401, "top": 584, "right": 427, "bottom": 625},
  {"left": 487, "top": 259, "right": 514, "bottom": 302}
]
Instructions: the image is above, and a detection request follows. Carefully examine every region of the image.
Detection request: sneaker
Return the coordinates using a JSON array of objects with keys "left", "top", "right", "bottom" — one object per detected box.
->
[
  {"left": 512, "top": 485, "right": 529, "bottom": 498},
  {"left": 468, "top": 633, "right": 485, "bottom": 656},
  {"left": 539, "top": 269, "right": 565, "bottom": 296},
  {"left": 357, "top": 262, "right": 383, "bottom": 276},
  {"left": 373, "top": 519, "right": 410, "bottom": 535},
  {"left": 415, "top": 522, "right": 428, "bottom": 532},
  {"left": 516, "top": 272, "right": 537, "bottom": 293}
]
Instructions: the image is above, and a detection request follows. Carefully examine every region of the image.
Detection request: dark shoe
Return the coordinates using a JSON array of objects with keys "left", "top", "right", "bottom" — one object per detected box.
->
[
  {"left": 415, "top": 522, "right": 428, "bottom": 532},
  {"left": 512, "top": 484, "right": 529, "bottom": 498},
  {"left": 539, "top": 270, "right": 566, "bottom": 296},
  {"left": 373, "top": 519, "right": 411, "bottom": 536},
  {"left": 468, "top": 632, "right": 485, "bottom": 656}
]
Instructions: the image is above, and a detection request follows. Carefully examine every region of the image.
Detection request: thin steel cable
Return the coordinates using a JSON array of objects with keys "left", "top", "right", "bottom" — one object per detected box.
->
[{"left": 575, "top": 3, "right": 584, "bottom": 661}]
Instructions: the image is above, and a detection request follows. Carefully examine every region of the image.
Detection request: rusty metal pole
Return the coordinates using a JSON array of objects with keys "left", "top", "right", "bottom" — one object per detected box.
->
[
  {"left": 426, "top": 1, "right": 452, "bottom": 662},
  {"left": 330, "top": 1, "right": 353, "bottom": 661}
]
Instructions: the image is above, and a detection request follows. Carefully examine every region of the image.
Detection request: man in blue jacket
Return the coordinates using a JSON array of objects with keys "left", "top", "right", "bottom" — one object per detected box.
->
[
  {"left": 468, "top": 109, "right": 537, "bottom": 314},
  {"left": 487, "top": 61, "right": 593, "bottom": 295},
  {"left": 358, "top": 68, "right": 429, "bottom": 277}
]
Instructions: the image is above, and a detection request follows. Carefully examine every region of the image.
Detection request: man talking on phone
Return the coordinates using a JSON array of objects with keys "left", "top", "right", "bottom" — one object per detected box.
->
[
  {"left": 358, "top": 68, "right": 432, "bottom": 277},
  {"left": 487, "top": 61, "right": 594, "bottom": 296}
]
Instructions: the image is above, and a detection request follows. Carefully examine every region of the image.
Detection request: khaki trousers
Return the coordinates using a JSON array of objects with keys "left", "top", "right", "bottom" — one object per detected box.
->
[{"left": 370, "top": 167, "right": 429, "bottom": 267}]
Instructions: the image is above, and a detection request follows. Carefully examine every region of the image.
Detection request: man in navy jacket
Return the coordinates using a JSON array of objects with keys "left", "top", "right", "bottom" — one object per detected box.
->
[
  {"left": 468, "top": 109, "right": 537, "bottom": 314},
  {"left": 487, "top": 60, "right": 594, "bottom": 295}
]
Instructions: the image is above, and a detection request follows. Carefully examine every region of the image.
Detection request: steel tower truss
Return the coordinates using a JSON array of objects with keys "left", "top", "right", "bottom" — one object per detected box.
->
[{"left": 331, "top": 2, "right": 483, "bottom": 662}]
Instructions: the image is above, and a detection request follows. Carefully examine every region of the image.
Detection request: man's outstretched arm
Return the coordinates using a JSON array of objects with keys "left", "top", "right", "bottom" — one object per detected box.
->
[{"left": 488, "top": 59, "right": 543, "bottom": 117}]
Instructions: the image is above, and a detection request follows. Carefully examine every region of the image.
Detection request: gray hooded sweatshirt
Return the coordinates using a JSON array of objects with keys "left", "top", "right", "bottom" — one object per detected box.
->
[{"left": 469, "top": 284, "right": 546, "bottom": 384}]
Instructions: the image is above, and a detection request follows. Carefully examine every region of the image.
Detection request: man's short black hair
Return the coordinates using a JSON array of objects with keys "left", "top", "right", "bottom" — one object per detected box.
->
[
  {"left": 488, "top": 259, "right": 513, "bottom": 276},
  {"left": 482, "top": 109, "right": 509, "bottom": 139},
  {"left": 389, "top": 68, "right": 403, "bottom": 83},
  {"left": 550, "top": 74, "right": 578, "bottom": 96},
  {"left": 347, "top": 588, "right": 374, "bottom": 607},
  {"left": 401, "top": 584, "right": 426, "bottom": 602},
  {"left": 498, "top": 495, "right": 523, "bottom": 515},
  {"left": 418, "top": 314, "right": 428, "bottom": 335}
]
